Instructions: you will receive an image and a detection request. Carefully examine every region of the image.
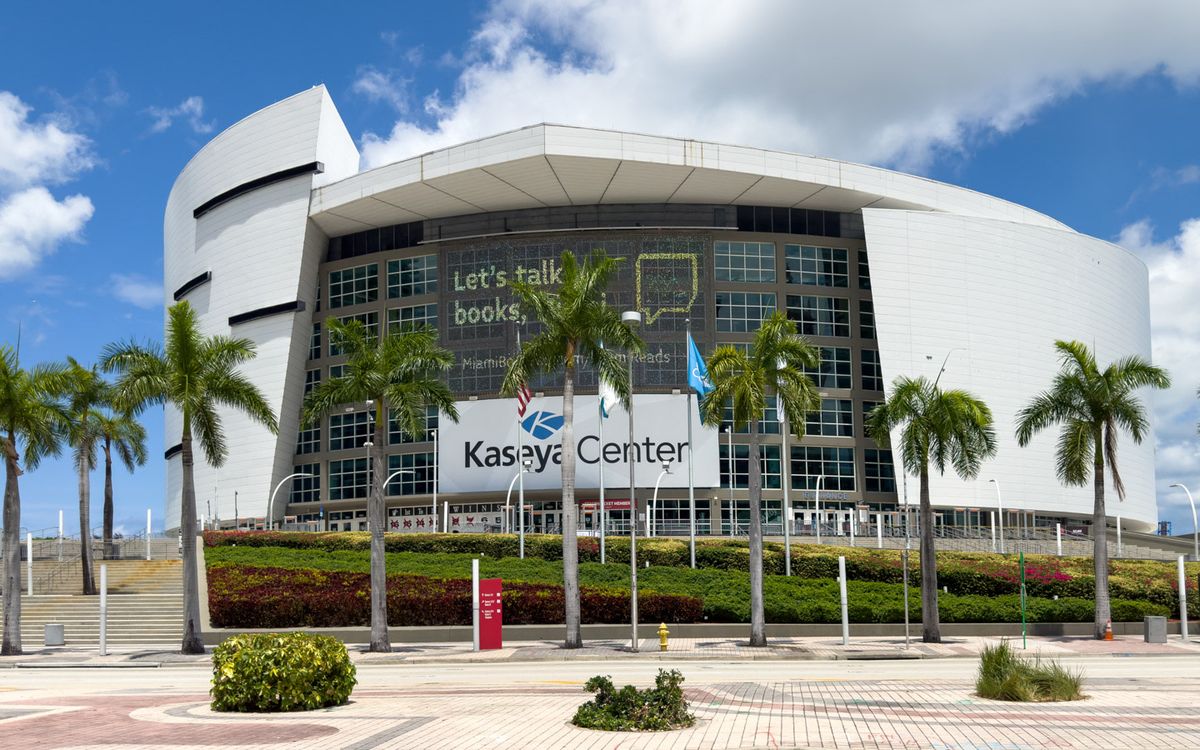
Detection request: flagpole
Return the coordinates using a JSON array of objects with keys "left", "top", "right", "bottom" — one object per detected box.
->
[
  {"left": 686, "top": 319, "right": 696, "bottom": 569},
  {"left": 599, "top": 392, "right": 606, "bottom": 565},
  {"left": 517, "top": 328, "right": 526, "bottom": 560},
  {"left": 781, "top": 407, "right": 791, "bottom": 577}
]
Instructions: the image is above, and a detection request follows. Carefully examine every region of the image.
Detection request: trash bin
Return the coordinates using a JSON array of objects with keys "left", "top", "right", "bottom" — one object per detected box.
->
[
  {"left": 44, "top": 623, "right": 65, "bottom": 647},
  {"left": 1144, "top": 615, "right": 1167, "bottom": 643}
]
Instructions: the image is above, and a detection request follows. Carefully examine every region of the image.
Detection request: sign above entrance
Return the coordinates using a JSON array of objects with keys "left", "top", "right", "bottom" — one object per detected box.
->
[{"left": 439, "top": 394, "right": 720, "bottom": 494}]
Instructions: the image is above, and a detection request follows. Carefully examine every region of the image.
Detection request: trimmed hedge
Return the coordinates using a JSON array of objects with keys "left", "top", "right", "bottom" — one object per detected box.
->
[
  {"left": 208, "top": 564, "right": 702, "bottom": 629},
  {"left": 211, "top": 632, "right": 356, "bottom": 712}
]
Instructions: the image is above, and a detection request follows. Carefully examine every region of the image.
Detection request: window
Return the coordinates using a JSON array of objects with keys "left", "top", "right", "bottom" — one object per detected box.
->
[
  {"left": 329, "top": 458, "right": 369, "bottom": 500},
  {"left": 859, "top": 300, "right": 875, "bottom": 340},
  {"left": 289, "top": 464, "right": 321, "bottom": 503},
  {"left": 858, "top": 250, "right": 871, "bottom": 290},
  {"left": 864, "top": 449, "right": 896, "bottom": 493},
  {"left": 329, "top": 312, "right": 378, "bottom": 357},
  {"left": 388, "top": 255, "right": 438, "bottom": 298},
  {"left": 715, "top": 241, "right": 776, "bottom": 283},
  {"left": 387, "top": 303, "right": 438, "bottom": 332},
  {"left": 387, "top": 453, "right": 435, "bottom": 496},
  {"left": 716, "top": 292, "right": 776, "bottom": 332},
  {"left": 862, "top": 401, "right": 882, "bottom": 435},
  {"left": 862, "top": 350, "right": 883, "bottom": 392},
  {"left": 790, "top": 446, "right": 855, "bottom": 491},
  {"left": 720, "top": 400, "right": 780, "bottom": 435},
  {"left": 720, "top": 443, "right": 782, "bottom": 490},
  {"left": 296, "top": 423, "right": 321, "bottom": 455},
  {"left": 784, "top": 245, "right": 849, "bottom": 287},
  {"left": 803, "top": 347, "right": 852, "bottom": 389},
  {"left": 328, "top": 264, "right": 378, "bottom": 309},
  {"left": 328, "top": 411, "right": 371, "bottom": 452},
  {"left": 389, "top": 405, "right": 439, "bottom": 445},
  {"left": 805, "top": 399, "right": 854, "bottom": 437},
  {"left": 309, "top": 323, "right": 321, "bottom": 361},
  {"left": 786, "top": 295, "right": 849, "bottom": 338},
  {"left": 304, "top": 369, "right": 321, "bottom": 395},
  {"left": 328, "top": 364, "right": 347, "bottom": 380}
]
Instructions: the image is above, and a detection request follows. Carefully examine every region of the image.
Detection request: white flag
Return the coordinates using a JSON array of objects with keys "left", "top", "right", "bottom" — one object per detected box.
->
[{"left": 599, "top": 376, "right": 619, "bottom": 419}]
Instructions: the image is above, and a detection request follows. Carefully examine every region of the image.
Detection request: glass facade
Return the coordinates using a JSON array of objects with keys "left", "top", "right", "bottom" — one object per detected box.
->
[
  {"left": 715, "top": 241, "right": 776, "bottom": 283},
  {"left": 328, "top": 264, "right": 378, "bottom": 309}
]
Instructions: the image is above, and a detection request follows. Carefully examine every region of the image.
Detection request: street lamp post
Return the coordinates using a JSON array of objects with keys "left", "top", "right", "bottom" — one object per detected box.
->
[
  {"left": 506, "top": 462, "right": 532, "bottom": 534},
  {"left": 378, "top": 469, "right": 415, "bottom": 531},
  {"left": 621, "top": 309, "right": 641, "bottom": 652},
  {"left": 724, "top": 425, "right": 734, "bottom": 536},
  {"left": 1170, "top": 483, "right": 1199, "bottom": 561},
  {"left": 267, "top": 473, "right": 315, "bottom": 531},
  {"left": 988, "top": 479, "right": 1005, "bottom": 554},
  {"left": 431, "top": 428, "right": 439, "bottom": 533},
  {"left": 815, "top": 474, "right": 825, "bottom": 545},
  {"left": 650, "top": 460, "right": 672, "bottom": 537}
]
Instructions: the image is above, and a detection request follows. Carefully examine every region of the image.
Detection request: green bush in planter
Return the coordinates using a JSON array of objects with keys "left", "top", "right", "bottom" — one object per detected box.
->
[
  {"left": 572, "top": 669, "right": 695, "bottom": 731},
  {"left": 211, "top": 632, "right": 357, "bottom": 712}
]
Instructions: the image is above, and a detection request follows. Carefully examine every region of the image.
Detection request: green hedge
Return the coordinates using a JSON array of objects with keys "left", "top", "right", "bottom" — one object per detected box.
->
[{"left": 210, "top": 632, "right": 356, "bottom": 712}]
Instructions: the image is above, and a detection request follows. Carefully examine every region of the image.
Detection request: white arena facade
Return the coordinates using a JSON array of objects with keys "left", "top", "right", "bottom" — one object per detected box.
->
[{"left": 162, "top": 86, "right": 1157, "bottom": 537}]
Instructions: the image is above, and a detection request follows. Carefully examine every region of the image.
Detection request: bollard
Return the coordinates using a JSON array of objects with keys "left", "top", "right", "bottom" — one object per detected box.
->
[
  {"left": 26, "top": 532, "right": 32, "bottom": 596},
  {"left": 876, "top": 514, "right": 883, "bottom": 549},
  {"left": 471, "top": 558, "right": 480, "bottom": 652},
  {"left": 1056, "top": 523, "right": 1062, "bottom": 557},
  {"left": 990, "top": 512, "right": 996, "bottom": 553},
  {"left": 1116, "top": 515, "right": 1122, "bottom": 557},
  {"left": 1179, "top": 556, "right": 1190, "bottom": 642},
  {"left": 838, "top": 555, "right": 849, "bottom": 646},
  {"left": 658, "top": 622, "right": 669, "bottom": 652},
  {"left": 849, "top": 514, "right": 856, "bottom": 547},
  {"left": 99, "top": 564, "right": 108, "bottom": 656},
  {"left": 443, "top": 501, "right": 449, "bottom": 533},
  {"left": 146, "top": 509, "right": 152, "bottom": 560}
]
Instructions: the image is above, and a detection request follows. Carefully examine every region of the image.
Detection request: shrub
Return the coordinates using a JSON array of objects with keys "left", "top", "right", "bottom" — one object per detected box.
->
[
  {"left": 975, "top": 640, "right": 1083, "bottom": 702},
  {"left": 572, "top": 669, "right": 695, "bottom": 731},
  {"left": 210, "top": 632, "right": 357, "bottom": 712}
]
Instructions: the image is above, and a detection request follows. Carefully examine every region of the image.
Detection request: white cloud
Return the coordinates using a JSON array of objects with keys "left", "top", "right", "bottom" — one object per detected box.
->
[
  {"left": 352, "top": 67, "right": 412, "bottom": 113},
  {"left": 145, "top": 96, "right": 214, "bottom": 135},
  {"left": 0, "top": 91, "right": 95, "bottom": 189},
  {"left": 360, "top": 0, "right": 1200, "bottom": 172},
  {"left": 0, "top": 187, "right": 93, "bottom": 279},
  {"left": 110, "top": 273, "right": 162, "bottom": 309},
  {"left": 1118, "top": 219, "right": 1200, "bottom": 528}
]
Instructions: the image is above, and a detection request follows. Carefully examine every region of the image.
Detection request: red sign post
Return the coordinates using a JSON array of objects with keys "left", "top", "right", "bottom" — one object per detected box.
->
[{"left": 478, "top": 578, "right": 503, "bottom": 650}]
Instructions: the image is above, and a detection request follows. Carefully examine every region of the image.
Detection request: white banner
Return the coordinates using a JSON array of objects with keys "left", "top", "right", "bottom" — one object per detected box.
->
[{"left": 440, "top": 394, "right": 719, "bottom": 493}]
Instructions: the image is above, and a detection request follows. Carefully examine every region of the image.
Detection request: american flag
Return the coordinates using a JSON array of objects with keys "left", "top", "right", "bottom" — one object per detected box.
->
[{"left": 516, "top": 383, "right": 533, "bottom": 417}]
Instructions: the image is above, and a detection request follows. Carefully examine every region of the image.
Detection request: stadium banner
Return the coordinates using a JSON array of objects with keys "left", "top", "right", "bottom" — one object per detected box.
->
[{"left": 440, "top": 394, "right": 720, "bottom": 493}]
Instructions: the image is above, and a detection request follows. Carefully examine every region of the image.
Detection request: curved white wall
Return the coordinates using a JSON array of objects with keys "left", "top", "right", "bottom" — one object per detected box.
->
[
  {"left": 862, "top": 208, "right": 1157, "bottom": 530},
  {"left": 162, "top": 86, "right": 359, "bottom": 530}
]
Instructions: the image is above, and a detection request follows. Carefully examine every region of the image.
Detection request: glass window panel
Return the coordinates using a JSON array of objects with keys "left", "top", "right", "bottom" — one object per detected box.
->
[
  {"left": 784, "top": 245, "right": 849, "bottom": 287},
  {"left": 715, "top": 241, "right": 776, "bottom": 283},
  {"left": 328, "top": 264, "right": 378, "bottom": 309},
  {"left": 786, "top": 295, "right": 850, "bottom": 337},
  {"left": 387, "top": 255, "right": 438, "bottom": 298},
  {"left": 716, "top": 292, "right": 776, "bottom": 332}
]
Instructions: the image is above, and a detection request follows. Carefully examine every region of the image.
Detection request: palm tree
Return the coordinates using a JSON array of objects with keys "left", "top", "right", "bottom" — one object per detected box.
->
[
  {"left": 500, "top": 250, "right": 641, "bottom": 649},
  {"left": 867, "top": 375, "right": 996, "bottom": 643},
  {"left": 95, "top": 410, "right": 147, "bottom": 557},
  {"left": 101, "top": 301, "right": 277, "bottom": 654},
  {"left": 64, "top": 358, "right": 110, "bottom": 595},
  {"left": 0, "top": 346, "right": 69, "bottom": 655},
  {"left": 1015, "top": 340, "right": 1169, "bottom": 639},
  {"left": 698, "top": 311, "right": 821, "bottom": 646},
  {"left": 302, "top": 318, "right": 458, "bottom": 653}
]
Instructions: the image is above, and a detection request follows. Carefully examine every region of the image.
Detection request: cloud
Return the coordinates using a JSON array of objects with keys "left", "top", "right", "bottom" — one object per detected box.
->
[
  {"left": 145, "top": 96, "right": 214, "bottom": 135},
  {"left": 360, "top": 0, "right": 1200, "bottom": 172},
  {"left": 352, "top": 67, "right": 412, "bottom": 113},
  {"left": 1117, "top": 219, "right": 1200, "bottom": 527},
  {"left": 0, "top": 187, "right": 93, "bottom": 279},
  {"left": 0, "top": 91, "right": 96, "bottom": 189},
  {"left": 110, "top": 273, "right": 162, "bottom": 309}
]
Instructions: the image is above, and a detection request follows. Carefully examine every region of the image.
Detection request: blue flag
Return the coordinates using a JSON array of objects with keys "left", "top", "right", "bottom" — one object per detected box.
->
[{"left": 687, "top": 333, "right": 713, "bottom": 399}]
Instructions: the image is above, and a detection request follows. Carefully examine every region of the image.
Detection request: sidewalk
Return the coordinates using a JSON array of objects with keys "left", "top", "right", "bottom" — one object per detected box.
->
[{"left": 4, "top": 632, "right": 1199, "bottom": 667}]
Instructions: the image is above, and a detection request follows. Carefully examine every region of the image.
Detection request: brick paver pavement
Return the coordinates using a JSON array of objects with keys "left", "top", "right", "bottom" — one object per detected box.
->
[{"left": 3, "top": 672, "right": 1200, "bottom": 749}]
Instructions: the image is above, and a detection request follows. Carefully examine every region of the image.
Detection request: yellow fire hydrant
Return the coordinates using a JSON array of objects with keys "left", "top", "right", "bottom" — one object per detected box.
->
[{"left": 657, "top": 622, "right": 669, "bottom": 652}]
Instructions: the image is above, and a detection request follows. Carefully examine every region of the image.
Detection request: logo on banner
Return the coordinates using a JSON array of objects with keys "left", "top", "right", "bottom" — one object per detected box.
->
[{"left": 521, "top": 410, "right": 564, "bottom": 440}]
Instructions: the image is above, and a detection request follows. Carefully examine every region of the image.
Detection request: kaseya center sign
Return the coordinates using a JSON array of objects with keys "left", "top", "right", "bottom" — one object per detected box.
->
[{"left": 439, "top": 394, "right": 720, "bottom": 493}]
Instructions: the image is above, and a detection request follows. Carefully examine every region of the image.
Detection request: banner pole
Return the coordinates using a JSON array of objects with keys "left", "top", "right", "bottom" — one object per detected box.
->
[
  {"left": 517, "top": 328, "right": 526, "bottom": 560},
  {"left": 599, "top": 393, "right": 606, "bottom": 565},
  {"left": 686, "top": 319, "right": 696, "bottom": 570}
]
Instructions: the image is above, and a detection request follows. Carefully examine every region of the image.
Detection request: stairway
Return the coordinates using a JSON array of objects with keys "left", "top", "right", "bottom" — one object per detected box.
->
[{"left": 1, "top": 559, "right": 184, "bottom": 648}]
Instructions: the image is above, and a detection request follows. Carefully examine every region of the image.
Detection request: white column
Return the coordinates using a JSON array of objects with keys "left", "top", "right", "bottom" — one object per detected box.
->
[
  {"left": 472, "top": 558, "right": 480, "bottom": 652},
  {"left": 838, "top": 555, "right": 849, "bottom": 646},
  {"left": 58, "top": 510, "right": 63, "bottom": 562},
  {"left": 1179, "top": 555, "right": 1190, "bottom": 642},
  {"left": 849, "top": 511, "right": 856, "bottom": 547},
  {"left": 99, "top": 564, "right": 108, "bottom": 656},
  {"left": 26, "top": 532, "right": 33, "bottom": 596},
  {"left": 1055, "top": 523, "right": 1062, "bottom": 557},
  {"left": 146, "top": 509, "right": 152, "bottom": 561},
  {"left": 990, "top": 512, "right": 996, "bottom": 553},
  {"left": 876, "top": 514, "right": 883, "bottom": 549},
  {"left": 1116, "top": 516, "right": 1122, "bottom": 557},
  {"left": 443, "top": 501, "right": 449, "bottom": 533}
]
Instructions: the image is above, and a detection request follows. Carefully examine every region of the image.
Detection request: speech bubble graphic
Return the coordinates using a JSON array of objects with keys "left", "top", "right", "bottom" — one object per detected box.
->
[{"left": 634, "top": 252, "right": 700, "bottom": 325}]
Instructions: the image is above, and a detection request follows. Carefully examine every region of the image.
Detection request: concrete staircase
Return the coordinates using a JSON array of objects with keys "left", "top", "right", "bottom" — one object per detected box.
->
[{"left": 2, "top": 559, "right": 184, "bottom": 648}]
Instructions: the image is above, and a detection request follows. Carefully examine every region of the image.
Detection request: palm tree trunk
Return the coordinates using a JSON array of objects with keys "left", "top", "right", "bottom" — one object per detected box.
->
[
  {"left": 179, "top": 421, "right": 204, "bottom": 654},
  {"left": 919, "top": 463, "right": 941, "bottom": 643},
  {"left": 2, "top": 433, "right": 22, "bottom": 655},
  {"left": 561, "top": 345, "right": 582, "bottom": 648},
  {"left": 77, "top": 452, "right": 96, "bottom": 595},
  {"left": 1092, "top": 459, "right": 1111, "bottom": 639},
  {"left": 368, "top": 408, "right": 390, "bottom": 653},
  {"left": 103, "top": 439, "right": 114, "bottom": 559},
  {"left": 747, "top": 417, "right": 766, "bottom": 646}
]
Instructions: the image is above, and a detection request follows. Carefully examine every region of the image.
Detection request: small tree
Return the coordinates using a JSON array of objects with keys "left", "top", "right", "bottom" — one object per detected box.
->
[
  {"left": 1015, "top": 340, "right": 1169, "bottom": 639},
  {"left": 867, "top": 375, "right": 996, "bottom": 643},
  {"left": 65, "top": 358, "right": 110, "bottom": 594},
  {"left": 95, "top": 410, "right": 147, "bottom": 557},
  {"left": 102, "top": 301, "right": 277, "bottom": 654},
  {"left": 0, "top": 346, "right": 69, "bottom": 654},
  {"left": 302, "top": 318, "right": 458, "bottom": 653},
  {"left": 500, "top": 250, "right": 642, "bottom": 649},
  {"left": 699, "top": 311, "right": 820, "bottom": 646}
]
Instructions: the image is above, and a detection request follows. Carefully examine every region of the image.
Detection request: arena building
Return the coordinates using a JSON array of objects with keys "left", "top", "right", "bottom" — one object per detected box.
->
[{"left": 163, "top": 86, "right": 1157, "bottom": 536}]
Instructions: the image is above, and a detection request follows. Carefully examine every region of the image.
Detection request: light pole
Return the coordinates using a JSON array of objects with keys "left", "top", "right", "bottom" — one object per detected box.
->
[
  {"left": 724, "top": 425, "right": 734, "bottom": 536},
  {"left": 621, "top": 308, "right": 641, "bottom": 652},
  {"left": 379, "top": 469, "right": 415, "bottom": 531},
  {"left": 431, "top": 428, "right": 439, "bottom": 532},
  {"left": 506, "top": 462, "right": 532, "bottom": 533},
  {"left": 1170, "top": 483, "right": 1199, "bottom": 561},
  {"left": 267, "top": 472, "right": 314, "bottom": 531},
  {"left": 815, "top": 474, "right": 825, "bottom": 545},
  {"left": 989, "top": 479, "right": 1005, "bottom": 554},
  {"left": 650, "top": 460, "right": 672, "bottom": 537}
]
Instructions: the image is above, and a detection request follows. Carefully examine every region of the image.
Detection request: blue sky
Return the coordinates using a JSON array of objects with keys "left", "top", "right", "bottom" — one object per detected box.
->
[{"left": 1, "top": 1, "right": 1198, "bottom": 536}]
